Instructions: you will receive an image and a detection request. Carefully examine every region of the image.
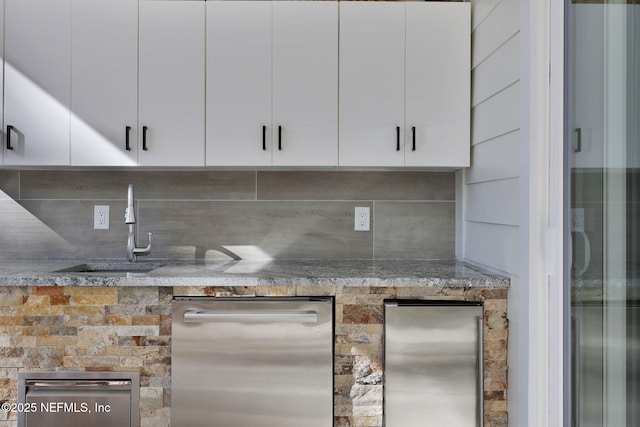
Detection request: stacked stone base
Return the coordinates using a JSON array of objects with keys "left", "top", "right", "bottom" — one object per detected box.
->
[{"left": 0, "top": 285, "right": 508, "bottom": 427}]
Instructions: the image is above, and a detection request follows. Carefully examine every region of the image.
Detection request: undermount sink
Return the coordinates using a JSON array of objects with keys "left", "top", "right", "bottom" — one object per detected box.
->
[{"left": 55, "top": 262, "right": 165, "bottom": 274}]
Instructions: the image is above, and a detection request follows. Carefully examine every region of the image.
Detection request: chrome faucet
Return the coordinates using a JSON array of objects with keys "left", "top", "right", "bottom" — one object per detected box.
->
[{"left": 125, "top": 184, "right": 152, "bottom": 262}]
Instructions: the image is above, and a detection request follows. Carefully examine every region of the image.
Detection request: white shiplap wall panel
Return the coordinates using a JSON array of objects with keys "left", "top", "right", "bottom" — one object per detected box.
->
[
  {"left": 472, "top": 32, "right": 520, "bottom": 107},
  {"left": 465, "top": 0, "right": 520, "bottom": 275},
  {"left": 465, "top": 221, "right": 519, "bottom": 274},
  {"left": 467, "top": 130, "right": 519, "bottom": 184},
  {"left": 472, "top": 0, "right": 519, "bottom": 68},
  {"left": 471, "top": 0, "right": 502, "bottom": 32},
  {"left": 465, "top": 178, "right": 519, "bottom": 226},
  {"left": 466, "top": 0, "right": 523, "bottom": 423},
  {"left": 471, "top": 81, "right": 520, "bottom": 145}
]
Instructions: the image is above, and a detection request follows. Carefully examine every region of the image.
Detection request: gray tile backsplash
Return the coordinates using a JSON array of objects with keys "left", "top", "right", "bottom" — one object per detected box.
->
[
  {"left": 19, "top": 170, "right": 256, "bottom": 200},
  {"left": 0, "top": 170, "right": 20, "bottom": 200},
  {"left": 257, "top": 171, "right": 454, "bottom": 200},
  {"left": 5, "top": 170, "right": 455, "bottom": 260}
]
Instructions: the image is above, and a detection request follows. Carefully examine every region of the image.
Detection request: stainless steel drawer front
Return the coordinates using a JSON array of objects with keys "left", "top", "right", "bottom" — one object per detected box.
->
[
  {"left": 384, "top": 302, "right": 483, "bottom": 427},
  {"left": 18, "top": 372, "right": 139, "bottom": 427},
  {"left": 172, "top": 297, "right": 334, "bottom": 427}
]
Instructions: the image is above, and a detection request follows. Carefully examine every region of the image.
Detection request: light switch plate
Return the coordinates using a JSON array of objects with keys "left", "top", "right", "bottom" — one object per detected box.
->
[{"left": 94, "top": 205, "right": 110, "bottom": 230}]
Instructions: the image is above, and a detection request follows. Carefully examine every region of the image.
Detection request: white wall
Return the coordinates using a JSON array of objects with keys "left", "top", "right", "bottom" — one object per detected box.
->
[{"left": 460, "top": 0, "right": 527, "bottom": 424}]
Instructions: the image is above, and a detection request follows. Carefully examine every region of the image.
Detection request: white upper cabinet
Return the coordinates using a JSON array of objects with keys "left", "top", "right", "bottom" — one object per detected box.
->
[
  {"left": 71, "top": 0, "right": 138, "bottom": 166},
  {"left": 4, "top": 0, "right": 71, "bottom": 166},
  {"left": 339, "top": 2, "right": 470, "bottom": 168},
  {"left": 206, "top": 1, "right": 338, "bottom": 167},
  {"left": 339, "top": 2, "right": 405, "bottom": 167},
  {"left": 0, "top": 0, "right": 468, "bottom": 169},
  {"left": 405, "top": 2, "right": 470, "bottom": 168},
  {"left": 139, "top": 0, "right": 205, "bottom": 167},
  {"left": 206, "top": 1, "right": 272, "bottom": 166},
  {"left": 272, "top": 1, "right": 338, "bottom": 166}
]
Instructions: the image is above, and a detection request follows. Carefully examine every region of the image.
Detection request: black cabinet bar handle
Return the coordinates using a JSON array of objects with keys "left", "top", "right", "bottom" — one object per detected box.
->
[
  {"left": 142, "top": 126, "right": 148, "bottom": 151},
  {"left": 412, "top": 126, "right": 416, "bottom": 151},
  {"left": 574, "top": 128, "right": 582, "bottom": 153},
  {"left": 125, "top": 126, "right": 131, "bottom": 151},
  {"left": 278, "top": 126, "right": 282, "bottom": 151},
  {"left": 396, "top": 126, "right": 400, "bottom": 151},
  {"left": 6, "top": 125, "right": 14, "bottom": 150},
  {"left": 263, "top": 125, "right": 267, "bottom": 151}
]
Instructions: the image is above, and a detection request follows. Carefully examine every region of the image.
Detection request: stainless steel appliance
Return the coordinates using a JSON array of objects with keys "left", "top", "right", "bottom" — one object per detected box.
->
[
  {"left": 172, "top": 297, "right": 334, "bottom": 427},
  {"left": 17, "top": 371, "right": 139, "bottom": 427},
  {"left": 384, "top": 301, "right": 483, "bottom": 427}
]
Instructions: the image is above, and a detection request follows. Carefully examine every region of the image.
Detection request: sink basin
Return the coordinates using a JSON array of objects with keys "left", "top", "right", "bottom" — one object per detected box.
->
[{"left": 55, "top": 262, "right": 165, "bottom": 274}]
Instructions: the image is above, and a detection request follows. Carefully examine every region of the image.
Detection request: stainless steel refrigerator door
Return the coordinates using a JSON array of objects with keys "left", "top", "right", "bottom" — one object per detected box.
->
[
  {"left": 384, "top": 302, "right": 483, "bottom": 427},
  {"left": 172, "top": 297, "right": 333, "bottom": 427}
]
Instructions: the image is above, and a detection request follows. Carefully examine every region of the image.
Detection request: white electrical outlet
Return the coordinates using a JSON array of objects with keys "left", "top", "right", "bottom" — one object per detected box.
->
[
  {"left": 94, "top": 205, "right": 110, "bottom": 230},
  {"left": 571, "top": 208, "right": 585, "bottom": 232},
  {"left": 354, "top": 207, "right": 370, "bottom": 231}
]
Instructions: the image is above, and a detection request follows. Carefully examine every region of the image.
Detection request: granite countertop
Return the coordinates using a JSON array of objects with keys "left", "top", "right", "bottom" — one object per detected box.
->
[{"left": 0, "top": 259, "right": 509, "bottom": 287}]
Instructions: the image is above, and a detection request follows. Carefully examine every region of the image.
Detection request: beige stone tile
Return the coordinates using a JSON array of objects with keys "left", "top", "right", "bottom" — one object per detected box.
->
[
  {"left": 71, "top": 295, "right": 119, "bottom": 305},
  {"left": 485, "top": 298, "right": 508, "bottom": 311},
  {"left": 255, "top": 286, "right": 296, "bottom": 297},
  {"left": 63, "top": 355, "right": 120, "bottom": 368},
  {"left": 0, "top": 288, "right": 27, "bottom": 306},
  {"left": 36, "top": 336, "right": 77, "bottom": 346},
  {"left": 354, "top": 294, "right": 385, "bottom": 305},
  {"left": 295, "top": 286, "right": 336, "bottom": 296},
  {"left": 132, "top": 315, "right": 160, "bottom": 326},
  {"left": 140, "top": 387, "right": 164, "bottom": 409},
  {"left": 64, "top": 306, "right": 106, "bottom": 326}
]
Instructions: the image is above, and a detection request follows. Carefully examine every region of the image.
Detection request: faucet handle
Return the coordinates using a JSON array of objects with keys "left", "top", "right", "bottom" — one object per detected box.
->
[{"left": 133, "top": 232, "right": 153, "bottom": 257}]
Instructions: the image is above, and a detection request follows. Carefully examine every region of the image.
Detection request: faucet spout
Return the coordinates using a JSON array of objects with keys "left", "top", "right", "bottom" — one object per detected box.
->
[{"left": 125, "top": 184, "right": 152, "bottom": 262}]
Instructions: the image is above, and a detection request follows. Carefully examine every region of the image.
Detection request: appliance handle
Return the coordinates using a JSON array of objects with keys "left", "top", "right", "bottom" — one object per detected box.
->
[
  {"left": 477, "top": 316, "right": 484, "bottom": 427},
  {"left": 183, "top": 309, "right": 318, "bottom": 324},
  {"left": 25, "top": 380, "right": 131, "bottom": 388}
]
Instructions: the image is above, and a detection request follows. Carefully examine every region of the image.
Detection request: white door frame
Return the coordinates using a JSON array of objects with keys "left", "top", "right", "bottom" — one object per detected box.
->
[{"left": 527, "top": 0, "right": 565, "bottom": 425}]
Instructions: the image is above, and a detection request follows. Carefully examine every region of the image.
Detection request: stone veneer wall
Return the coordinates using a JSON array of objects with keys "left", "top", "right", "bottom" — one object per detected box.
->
[{"left": 0, "top": 285, "right": 508, "bottom": 427}]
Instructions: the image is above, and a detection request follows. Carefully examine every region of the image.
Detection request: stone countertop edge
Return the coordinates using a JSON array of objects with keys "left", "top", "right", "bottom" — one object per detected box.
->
[{"left": 0, "top": 259, "right": 510, "bottom": 288}]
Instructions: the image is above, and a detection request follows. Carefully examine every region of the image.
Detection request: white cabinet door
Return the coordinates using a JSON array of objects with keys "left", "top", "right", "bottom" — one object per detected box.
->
[
  {"left": 570, "top": 4, "right": 605, "bottom": 169},
  {"left": 272, "top": 1, "right": 338, "bottom": 166},
  {"left": 71, "top": 0, "right": 138, "bottom": 166},
  {"left": 405, "top": 2, "right": 470, "bottom": 167},
  {"left": 207, "top": 1, "right": 338, "bottom": 167},
  {"left": 139, "top": 1, "right": 205, "bottom": 167},
  {"left": 339, "top": 2, "right": 405, "bottom": 167},
  {"left": 206, "top": 1, "right": 272, "bottom": 166},
  {"left": 4, "top": 0, "right": 71, "bottom": 165}
]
